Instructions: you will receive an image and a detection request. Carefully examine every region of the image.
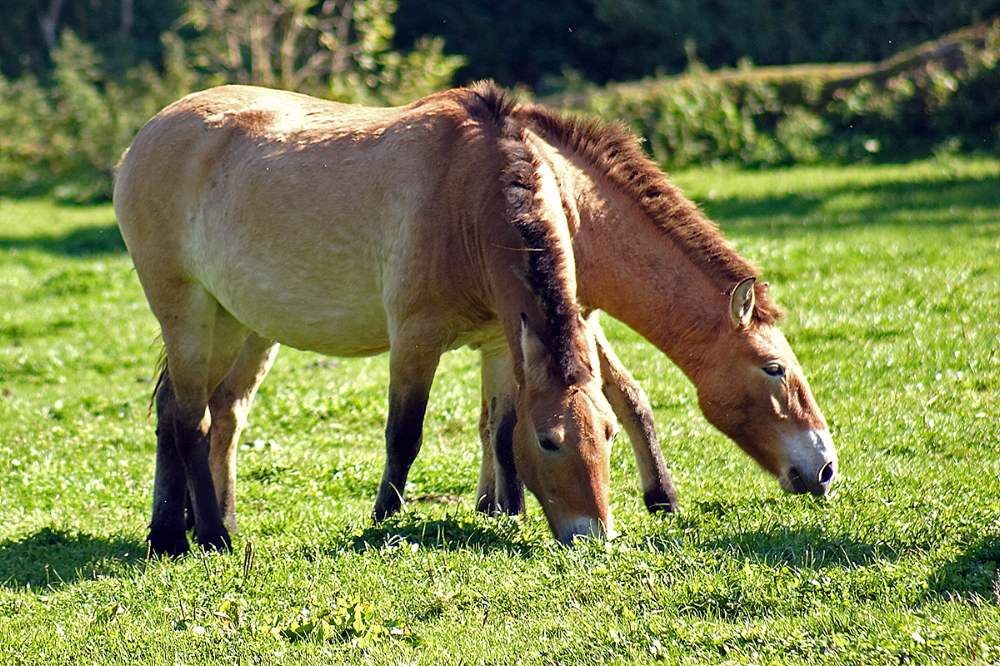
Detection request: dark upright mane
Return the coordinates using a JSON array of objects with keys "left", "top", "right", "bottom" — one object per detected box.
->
[
  {"left": 495, "top": 86, "right": 782, "bottom": 325},
  {"left": 459, "top": 82, "right": 592, "bottom": 386}
]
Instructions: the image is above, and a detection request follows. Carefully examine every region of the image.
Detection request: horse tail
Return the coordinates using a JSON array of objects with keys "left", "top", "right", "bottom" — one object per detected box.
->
[{"left": 148, "top": 343, "right": 168, "bottom": 418}]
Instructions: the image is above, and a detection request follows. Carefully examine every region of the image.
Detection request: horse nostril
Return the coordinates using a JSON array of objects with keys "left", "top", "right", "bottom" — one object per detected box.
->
[{"left": 817, "top": 461, "right": 835, "bottom": 485}]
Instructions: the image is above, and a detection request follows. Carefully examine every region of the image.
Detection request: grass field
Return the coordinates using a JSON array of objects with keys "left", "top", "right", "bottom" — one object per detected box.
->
[{"left": 0, "top": 156, "right": 998, "bottom": 664}]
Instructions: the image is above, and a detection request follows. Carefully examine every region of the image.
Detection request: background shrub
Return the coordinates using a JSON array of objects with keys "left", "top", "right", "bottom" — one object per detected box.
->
[
  {"left": 0, "top": 3, "right": 996, "bottom": 201},
  {"left": 394, "top": 0, "right": 1000, "bottom": 88},
  {"left": 550, "top": 22, "right": 1000, "bottom": 169},
  {"left": 0, "top": 0, "right": 462, "bottom": 202}
]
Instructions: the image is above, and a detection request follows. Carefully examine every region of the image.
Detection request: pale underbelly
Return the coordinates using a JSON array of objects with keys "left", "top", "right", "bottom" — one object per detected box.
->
[
  {"left": 187, "top": 203, "right": 507, "bottom": 358},
  {"left": 195, "top": 258, "right": 507, "bottom": 359},
  {"left": 192, "top": 239, "right": 392, "bottom": 356},
  {"left": 222, "top": 288, "right": 392, "bottom": 357}
]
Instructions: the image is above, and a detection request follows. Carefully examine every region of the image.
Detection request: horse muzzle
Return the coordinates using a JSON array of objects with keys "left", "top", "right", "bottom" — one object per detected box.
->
[
  {"left": 779, "top": 429, "right": 838, "bottom": 496},
  {"left": 553, "top": 514, "right": 616, "bottom": 545}
]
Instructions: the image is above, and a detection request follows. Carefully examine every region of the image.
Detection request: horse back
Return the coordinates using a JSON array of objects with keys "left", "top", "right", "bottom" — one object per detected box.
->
[{"left": 114, "top": 85, "right": 504, "bottom": 354}]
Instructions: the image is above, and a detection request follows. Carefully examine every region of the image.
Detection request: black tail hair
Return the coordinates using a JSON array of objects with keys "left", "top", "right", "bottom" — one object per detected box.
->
[{"left": 148, "top": 346, "right": 168, "bottom": 417}]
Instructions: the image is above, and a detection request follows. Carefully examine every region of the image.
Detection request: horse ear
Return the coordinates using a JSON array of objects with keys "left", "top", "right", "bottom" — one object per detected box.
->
[
  {"left": 729, "top": 277, "right": 756, "bottom": 329},
  {"left": 519, "top": 313, "right": 549, "bottom": 384}
]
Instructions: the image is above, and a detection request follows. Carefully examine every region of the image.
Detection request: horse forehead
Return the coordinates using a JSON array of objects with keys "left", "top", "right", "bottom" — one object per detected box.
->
[
  {"left": 529, "top": 385, "right": 608, "bottom": 429},
  {"left": 739, "top": 323, "right": 796, "bottom": 360},
  {"left": 568, "top": 383, "right": 615, "bottom": 425}
]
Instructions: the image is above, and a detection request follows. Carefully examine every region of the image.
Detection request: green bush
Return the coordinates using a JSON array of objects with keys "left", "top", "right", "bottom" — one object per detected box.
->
[
  {"left": 394, "top": 0, "right": 1000, "bottom": 88},
  {"left": 0, "top": 1, "right": 461, "bottom": 202},
  {"left": 1, "top": 16, "right": 997, "bottom": 200},
  {"left": 0, "top": 74, "right": 53, "bottom": 192},
  {"left": 180, "top": 0, "right": 462, "bottom": 105},
  {"left": 822, "top": 23, "right": 1000, "bottom": 159},
  {"left": 0, "top": 32, "right": 193, "bottom": 202},
  {"left": 552, "top": 22, "right": 1000, "bottom": 169}
]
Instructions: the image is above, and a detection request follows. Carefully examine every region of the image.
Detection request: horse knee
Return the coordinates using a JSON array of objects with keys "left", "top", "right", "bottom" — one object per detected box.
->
[{"left": 209, "top": 396, "right": 243, "bottom": 438}]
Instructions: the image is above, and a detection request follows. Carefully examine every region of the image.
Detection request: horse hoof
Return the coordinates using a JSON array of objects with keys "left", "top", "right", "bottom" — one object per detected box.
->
[
  {"left": 147, "top": 529, "right": 190, "bottom": 558},
  {"left": 644, "top": 487, "right": 678, "bottom": 514},
  {"left": 196, "top": 528, "right": 232, "bottom": 553},
  {"left": 475, "top": 495, "right": 495, "bottom": 515},
  {"left": 372, "top": 501, "right": 400, "bottom": 523}
]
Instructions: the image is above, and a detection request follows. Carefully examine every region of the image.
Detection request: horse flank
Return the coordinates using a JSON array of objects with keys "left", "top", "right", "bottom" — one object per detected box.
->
[{"left": 462, "top": 81, "right": 782, "bottom": 326}]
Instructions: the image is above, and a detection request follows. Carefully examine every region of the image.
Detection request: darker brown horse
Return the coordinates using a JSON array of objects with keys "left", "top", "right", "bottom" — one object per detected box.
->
[{"left": 480, "top": 84, "right": 838, "bottom": 506}]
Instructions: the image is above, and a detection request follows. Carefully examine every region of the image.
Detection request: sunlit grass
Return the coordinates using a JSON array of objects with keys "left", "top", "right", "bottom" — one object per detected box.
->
[{"left": 0, "top": 155, "right": 997, "bottom": 663}]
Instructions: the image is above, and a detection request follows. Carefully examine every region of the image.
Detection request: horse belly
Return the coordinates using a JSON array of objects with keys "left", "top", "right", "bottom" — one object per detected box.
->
[{"left": 193, "top": 213, "right": 392, "bottom": 357}]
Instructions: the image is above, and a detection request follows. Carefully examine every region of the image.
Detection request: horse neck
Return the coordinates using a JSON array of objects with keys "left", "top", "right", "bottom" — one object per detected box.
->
[
  {"left": 479, "top": 218, "right": 582, "bottom": 387},
  {"left": 539, "top": 145, "right": 730, "bottom": 380},
  {"left": 476, "top": 130, "right": 599, "bottom": 389}
]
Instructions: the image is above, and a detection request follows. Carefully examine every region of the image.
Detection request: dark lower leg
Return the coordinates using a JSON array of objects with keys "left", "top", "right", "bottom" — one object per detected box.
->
[
  {"left": 610, "top": 380, "right": 677, "bottom": 513},
  {"left": 594, "top": 324, "right": 677, "bottom": 513},
  {"left": 631, "top": 408, "right": 678, "bottom": 513},
  {"left": 493, "top": 409, "right": 524, "bottom": 515},
  {"left": 373, "top": 389, "right": 431, "bottom": 521},
  {"left": 184, "top": 491, "right": 195, "bottom": 532},
  {"left": 174, "top": 414, "right": 231, "bottom": 551},
  {"left": 148, "top": 375, "right": 190, "bottom": 557}
]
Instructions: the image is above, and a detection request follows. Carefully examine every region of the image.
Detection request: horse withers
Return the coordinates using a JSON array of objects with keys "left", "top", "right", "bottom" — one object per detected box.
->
[{"left": 114, "top": 84, "right": 618, "bottom": 554}]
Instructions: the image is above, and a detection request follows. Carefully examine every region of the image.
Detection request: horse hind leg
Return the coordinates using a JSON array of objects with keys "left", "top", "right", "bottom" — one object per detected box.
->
[
  {"left": 148, "top": 367, "right": 190, "bottom": 557},
  {"left": 208, "top": 334, "right": 279, "bottom": 534},
  {"left": 149, "top": 286, "right": 246, "bottom": 553}
]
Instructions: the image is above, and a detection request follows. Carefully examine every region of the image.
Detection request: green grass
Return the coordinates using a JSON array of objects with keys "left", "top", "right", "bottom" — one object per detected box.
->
[{"left": 1, "top": 155, "right": 998, "bottom": 664}]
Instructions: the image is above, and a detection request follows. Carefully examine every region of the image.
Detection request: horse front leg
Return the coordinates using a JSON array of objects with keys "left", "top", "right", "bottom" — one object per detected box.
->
[
  {"left": 372, "top": 332, "right": 442, "bottom": 522},
  {"left": 478, "top": 348, "right": 523, "bottom": 516},
  {"left": 589, "top": 313, "right": 678, "bottom": 513},
  {"left": 475, "top": 394, "right": 496, "bottom": 512}
]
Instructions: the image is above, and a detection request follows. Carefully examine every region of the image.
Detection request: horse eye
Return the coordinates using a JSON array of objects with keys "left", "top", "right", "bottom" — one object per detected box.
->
[
  {"left": 762, "top": 363, "right": 785, "bottom": 377},
  {"left": 538, "top": 435, "right": 561, "bottom": 452}
]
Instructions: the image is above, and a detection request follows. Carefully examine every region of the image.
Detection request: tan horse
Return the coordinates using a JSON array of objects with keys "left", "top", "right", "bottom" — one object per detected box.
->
[
  {"left": 114, "top": 84, "right": 618, "bottom": 554},
  {"left": 474, "top": 86, "right": 839, "bottom": 505}
]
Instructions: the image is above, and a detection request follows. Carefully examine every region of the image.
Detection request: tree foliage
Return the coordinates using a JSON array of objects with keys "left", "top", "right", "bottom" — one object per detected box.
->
[
  {"left": 555, "top": 22, "right": 1000, "bottom": 168},
  {"left": 0, "top": 0, "right": 183, "bottom": 79},
  {"left": 393, "top": 0, "right": 1000, "bottom": 88},
  {"left": 0, "top": 1, "right": 997, "bottom": 202},
  {"left": 181, "top": 0, "right": 462, "bottom": 103},
  {"left": 0, "top": 0, "right": 462, "bottom": 201}
]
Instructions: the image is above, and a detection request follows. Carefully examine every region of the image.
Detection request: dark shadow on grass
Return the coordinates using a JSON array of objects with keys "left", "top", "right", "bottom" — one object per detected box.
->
[
  {"left": 0, "top": 528, "right": 144, "bottom": 590},
  {"left": 927, "top": 535, "right": 1000, "bottom": 603},
  {"left": 342, "top": 515, "right": 534, "bottom": 558},
  {"left": 0, "top": 224, "right": 125, "bottom": 256},
  {"left": 693, "top": 527, "right": 897, "bottom": 568},
  {"left": 698, "top": 176, "right": 998, "bottom": 236}
]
